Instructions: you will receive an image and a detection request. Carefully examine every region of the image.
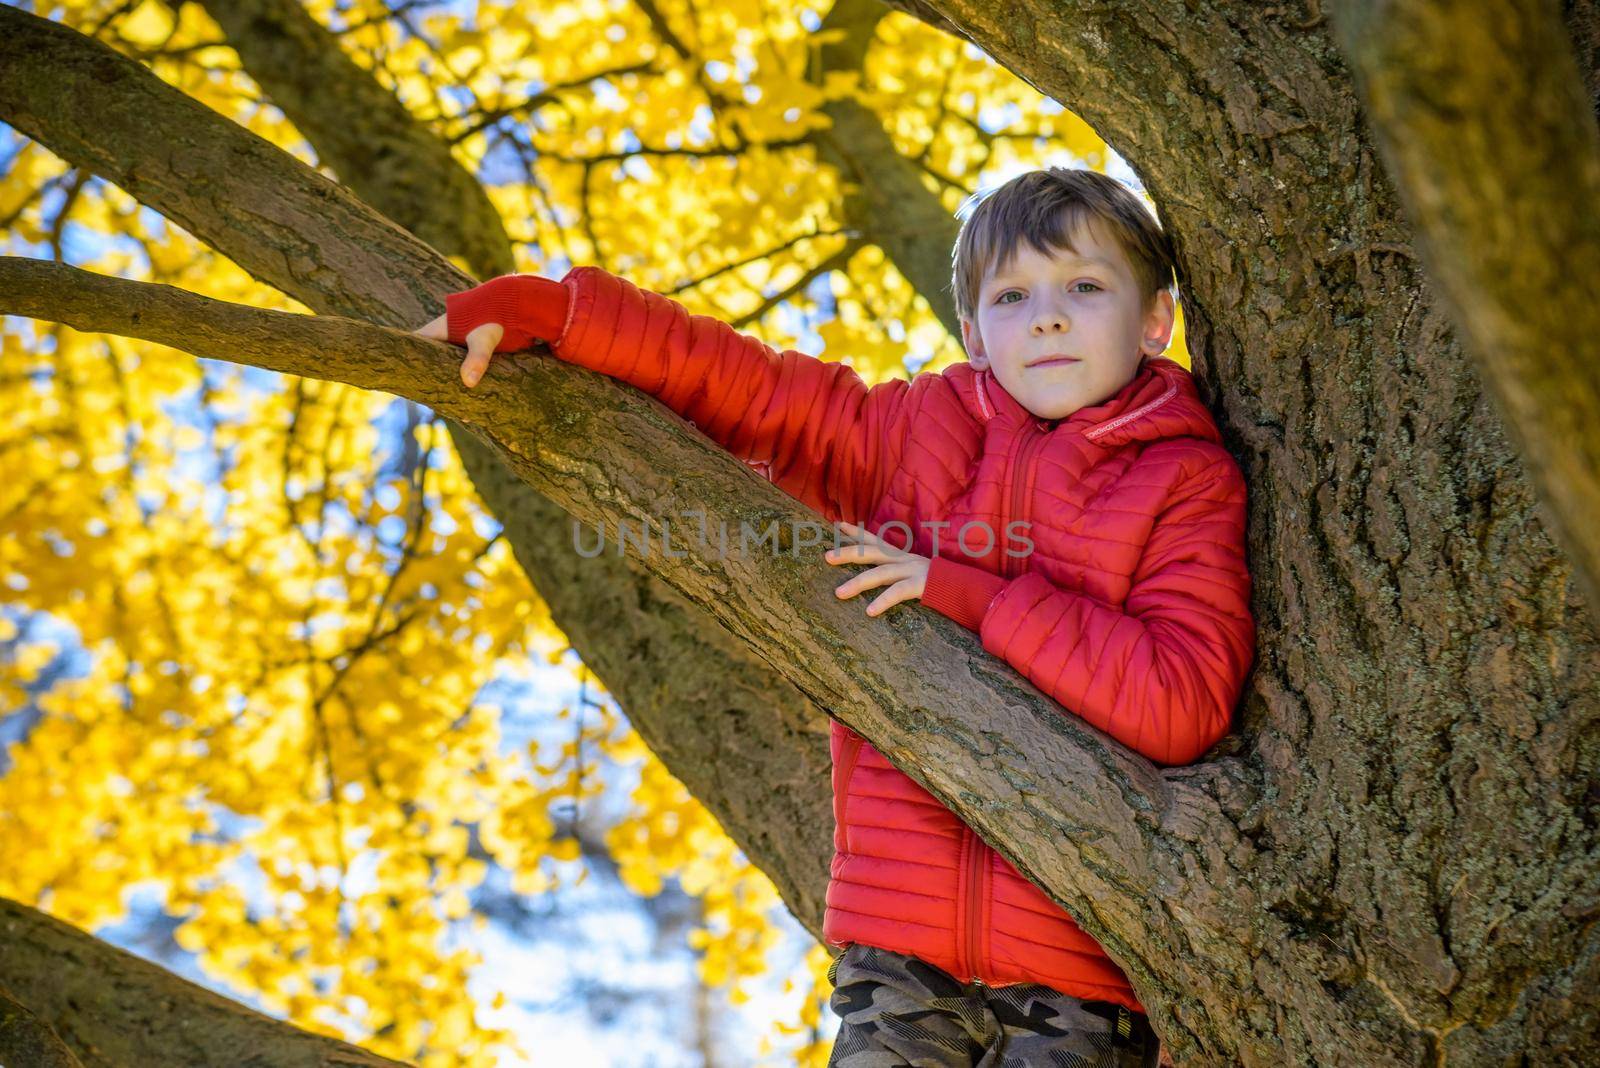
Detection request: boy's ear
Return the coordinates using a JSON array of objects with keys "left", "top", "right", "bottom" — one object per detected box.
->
[
  {"left": 961, "top": 316, "right": 990, "bottom": 370},
  {"left": 1141, "top": 289, "right": 1177, "bottom": 356}
]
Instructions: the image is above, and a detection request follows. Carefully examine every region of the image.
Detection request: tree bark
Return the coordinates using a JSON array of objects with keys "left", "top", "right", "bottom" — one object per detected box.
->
[
  {"left": 3, "top": 3, "right": 1599, "bottom": 1065},
  {"left": 1332, "top": 0, "right": 1600, "bottom": 620},
  {"left": 0, "top": 985, "right": 84, "bottom": 1068},
  {"left": 0, "top": 897, "right": 408, "bottom": 1067}
]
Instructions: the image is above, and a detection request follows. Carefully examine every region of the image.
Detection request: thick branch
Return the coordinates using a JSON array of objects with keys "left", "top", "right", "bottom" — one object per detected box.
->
[
  {"left": 0, "top": 896, "right": 408, "bottom": 1067},
  {"left": 806, "top": 0, "right": 964, "bottom": 337},
  {"left": 0, "top": 985, "right": 83, "bottom": 1068},
  {"left": 190, "top": 0, "right": 517, "bottom": 277},
  {"left": 0, "top": 10, "right": 456, "bottom": 327},
  {"left": 1330, "top": 0, "right": 1600, "bottom": 619}
]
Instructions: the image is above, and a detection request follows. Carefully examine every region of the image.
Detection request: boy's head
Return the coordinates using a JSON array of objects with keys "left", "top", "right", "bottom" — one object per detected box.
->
[{"left": 950, "top": 167, "right": 1178, "bottom": 421}]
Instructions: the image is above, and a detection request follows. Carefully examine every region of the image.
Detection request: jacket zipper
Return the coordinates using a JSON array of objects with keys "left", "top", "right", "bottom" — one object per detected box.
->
[
  {"left": 825, "top": 727, "right": 866, "bottom": 953},
  {"left": 964, "top": 422, "right": 1047, "bottom": 981},
  {"left": 964, "top": 828, "right": 985, "bottom": 981},
  {"left": 834, "top": 729, "right": 865, "bottom": 855},
  {"left": 1004, "top": 427, "right": 1046, "bottom": 580}
]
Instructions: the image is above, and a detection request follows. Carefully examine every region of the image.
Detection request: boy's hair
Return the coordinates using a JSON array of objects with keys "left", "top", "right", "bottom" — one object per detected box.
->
[{"left": 950, "top": 167, "right": 1178, "bottom": 323}]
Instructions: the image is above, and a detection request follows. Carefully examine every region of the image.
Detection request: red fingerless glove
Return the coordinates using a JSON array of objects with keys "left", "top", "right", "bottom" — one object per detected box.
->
[
  {"left": 444, "top": 274, "right": 570, "bottom": 354},
  {"left": 921, "top": 555, "right": 1009, "bottom": 633}
]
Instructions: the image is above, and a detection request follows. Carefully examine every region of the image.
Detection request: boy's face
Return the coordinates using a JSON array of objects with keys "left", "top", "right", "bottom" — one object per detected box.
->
[{"left": 960, "top": 219, "right": 1176, "bottom": 422}]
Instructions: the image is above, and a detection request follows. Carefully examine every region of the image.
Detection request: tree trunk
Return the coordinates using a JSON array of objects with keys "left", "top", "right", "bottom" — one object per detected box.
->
[
  {"left": 3, "top": 4, "right": 1598, "bottom": 1065},
  {"left": 1333, "top": 0, "right": 1600, "bottom": 618}
]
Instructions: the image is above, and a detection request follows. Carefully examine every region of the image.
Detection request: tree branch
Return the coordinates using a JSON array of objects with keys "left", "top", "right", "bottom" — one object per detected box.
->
[
  {"left": 0, "top": 896, "right": 408, "bottom": 1067},
  {"left": 188, "top": 0, "right": 517, "bottom": 280},
  {"left": 0, "top": 7, "right": 450, "bottom": 326},
  {"left": 0, "top": 985, "right": 83, "bottom": 1068},
  {"left": 805, "top": 0, "right": 966, "bottom": 337}
]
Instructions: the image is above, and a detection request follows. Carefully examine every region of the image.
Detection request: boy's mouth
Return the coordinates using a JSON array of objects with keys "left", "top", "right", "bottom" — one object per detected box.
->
[{"left": 1027, "top": 354, "right": 1081, "bottom": 368}]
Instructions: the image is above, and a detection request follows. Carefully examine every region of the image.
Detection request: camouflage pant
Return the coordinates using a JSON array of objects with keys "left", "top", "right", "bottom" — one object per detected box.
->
[{"left": 827, "top": 944, "right": 1160, "bottom": 1068}]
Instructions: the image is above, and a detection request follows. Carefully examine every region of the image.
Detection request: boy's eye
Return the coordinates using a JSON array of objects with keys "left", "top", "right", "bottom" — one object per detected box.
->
[{"left": 995, "top": 283, "right": 1099, "bottom": 304}]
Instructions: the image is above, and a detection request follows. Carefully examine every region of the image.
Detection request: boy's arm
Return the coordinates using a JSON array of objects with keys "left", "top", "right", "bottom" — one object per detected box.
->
[
  {"left": 919, "top": 450, "right": 1255, "bottom": 767},
  {"left": 444, "top": 268, "right": 914, "bottom": 524}
]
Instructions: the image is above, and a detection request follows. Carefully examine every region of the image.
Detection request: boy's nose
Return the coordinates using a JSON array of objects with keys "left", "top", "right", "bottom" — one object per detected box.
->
[{"left": 1032, "top": 314, "right": 1070, "bottom": 333}]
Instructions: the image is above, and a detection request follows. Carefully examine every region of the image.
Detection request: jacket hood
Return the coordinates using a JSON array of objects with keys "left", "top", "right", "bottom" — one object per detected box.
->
[{"left": 948, "top": 356, "right": 1222, "bottom": 447}]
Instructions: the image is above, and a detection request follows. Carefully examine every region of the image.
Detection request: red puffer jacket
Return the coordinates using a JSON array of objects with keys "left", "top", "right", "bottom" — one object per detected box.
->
[{"left": 445, "top": 266, "right": 1256, "bottom": 1014}]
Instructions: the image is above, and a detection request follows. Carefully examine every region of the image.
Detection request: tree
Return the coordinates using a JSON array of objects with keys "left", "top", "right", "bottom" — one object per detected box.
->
[{"left": 2, "top": 2, "right": 1597, "bottom": 1067}]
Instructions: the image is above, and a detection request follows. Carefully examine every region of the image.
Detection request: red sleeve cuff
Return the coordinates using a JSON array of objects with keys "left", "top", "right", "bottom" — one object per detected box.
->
[
  {"left": 445, "top": 274, "right": 570, "bottom": 353},
  {"left": 922, "top": 555, "right": 1009, "bottom": 633}
]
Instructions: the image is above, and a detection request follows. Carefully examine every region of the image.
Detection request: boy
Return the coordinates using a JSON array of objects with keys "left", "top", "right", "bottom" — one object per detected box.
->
[{"left": 417, "top": 167, "right": 1254, "bottom": 1067}]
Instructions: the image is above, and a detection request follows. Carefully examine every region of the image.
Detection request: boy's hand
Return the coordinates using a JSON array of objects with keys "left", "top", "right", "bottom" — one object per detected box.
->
[
  {"left": 824, "top": 521, "right": 930, "bottom": 618},
  {"left": 412, "top": 312, "right": 505, "bottom": 389}
]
